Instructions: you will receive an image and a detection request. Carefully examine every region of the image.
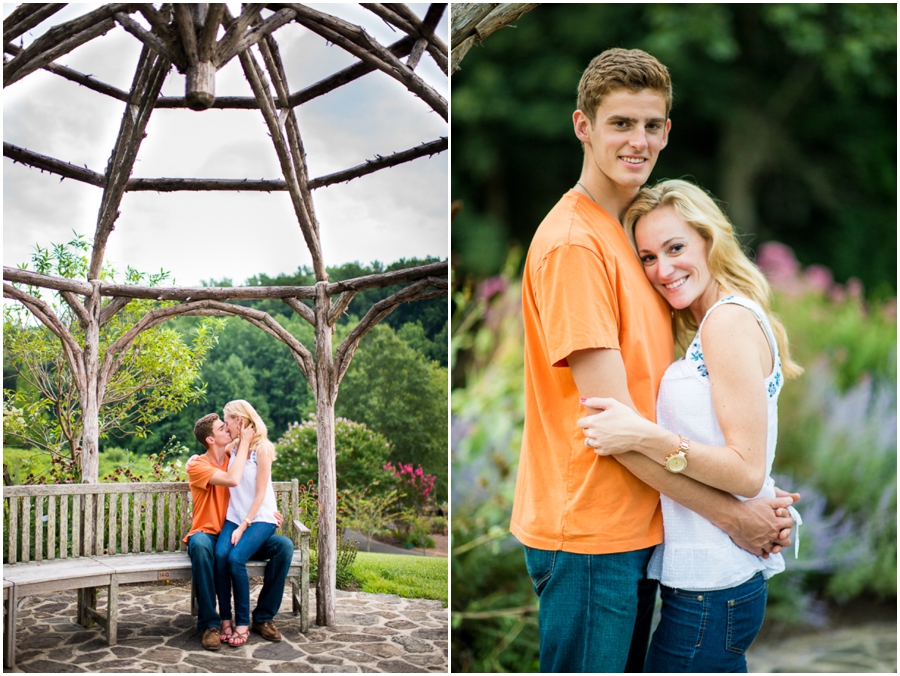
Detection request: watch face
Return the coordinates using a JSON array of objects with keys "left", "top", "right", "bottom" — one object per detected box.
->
[{"left": 666, "top": 454, "right": 687, "bottom": 472}]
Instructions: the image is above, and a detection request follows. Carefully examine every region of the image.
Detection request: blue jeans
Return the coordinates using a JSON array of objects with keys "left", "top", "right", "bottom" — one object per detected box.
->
[
  {"left": 215, "top": 521, "right": 292, "bottom": 626},
  {"left": 645, "top": 572, "right": 768, "bottom": 673},
  {"left": 524, "top": 545, "right": 658, "bottom": 673},
  {"left": 187, "top": 531, "right": 221, "bottom": 632}
]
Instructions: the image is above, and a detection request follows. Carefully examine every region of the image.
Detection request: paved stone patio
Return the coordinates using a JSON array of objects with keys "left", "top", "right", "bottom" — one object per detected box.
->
[
  {"left": 5, "top": 581, "right": 447, "bottom": 673},
  {"left": 747, "top": 624, "right": 896, "bottom": 673}
]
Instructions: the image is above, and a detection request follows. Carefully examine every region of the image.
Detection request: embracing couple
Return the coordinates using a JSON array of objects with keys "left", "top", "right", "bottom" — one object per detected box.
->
[
  {"left": 511, "top": 48, "right": 803, "bottom": 672},
  {"left": 184, "top": 400, "right": 293, "bottom": 651}
]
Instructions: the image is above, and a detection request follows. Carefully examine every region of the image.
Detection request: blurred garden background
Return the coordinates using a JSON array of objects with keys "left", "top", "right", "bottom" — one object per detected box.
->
[{"left": 450, "top": 4, "right": 896, "bottom": 672}]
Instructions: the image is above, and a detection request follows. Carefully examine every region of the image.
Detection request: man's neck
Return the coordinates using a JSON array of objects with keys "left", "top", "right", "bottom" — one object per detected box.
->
[
  {"left": 575, "top": 168, "right": 641, "bottom": 225},
  {"left": 206, "top": 444, "right": 228, "bottom": 465}
]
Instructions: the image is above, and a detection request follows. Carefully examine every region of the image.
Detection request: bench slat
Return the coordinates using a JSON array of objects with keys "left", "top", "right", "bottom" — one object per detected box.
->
[
  {"left": 96, "top": 493, "right": 106, "bottom": 555},
  {"left": 179, "top": 493, "right": 190, "bottom": 551},
  {"left": 167, "top": 492, "right": 176, "bottom": 552},
  {"left": 60, "top": 495, "right": 68, "bottom": 559},
  {"left": 47, "top": 495, "right": 56, "bottom": 560},
  {"left": 155, "top": 491, "right": 164, "bottom": 552},
  {"left": 8, "top": 496, "right": 19, "bottom": 565},
  {"left": 35, "top": 496, "right": 43, "bottom": 562},
  {"left": 84, "top": 494, "right": 95, "bottom": 557},
  {"left": 133, "top": 493, "right": 142, "bottom": 554},
  {"left": 119, "top": 493, "right": 128, "bottom": 554},
  {"left": 108, "top": 493, "right": 118, "bottom": 555},
  {"left": 144, "top": 493, "right": 152, "bottom": 553},
  {"left": 72, "top": 495, "right": 82, "bottom": 558},
  {"left": 21, "top": 497, "right": 30, "bottom": 563}
]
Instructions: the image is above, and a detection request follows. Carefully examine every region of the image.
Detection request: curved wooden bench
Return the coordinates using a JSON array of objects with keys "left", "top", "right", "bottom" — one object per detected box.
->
[{"left": 2, "top": 481, "right": 310, "bottom": 668}]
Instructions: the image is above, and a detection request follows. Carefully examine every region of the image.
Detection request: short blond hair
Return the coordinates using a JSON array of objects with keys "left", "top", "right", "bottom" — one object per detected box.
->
[{"left": 577, "top": 48, "right": 673, "bottom": 125}]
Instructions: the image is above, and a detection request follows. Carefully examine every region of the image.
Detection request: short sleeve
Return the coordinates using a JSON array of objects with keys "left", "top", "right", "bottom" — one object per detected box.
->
[
  {"left": 534, "top": 244, "right": 621, "bottom": 367},
  {"left": 188, "top": 456, "right": 218, "bottom": 490}
]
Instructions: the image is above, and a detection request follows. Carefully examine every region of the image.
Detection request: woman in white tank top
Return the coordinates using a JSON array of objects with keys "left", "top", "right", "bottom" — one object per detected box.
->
[
  {"left": 215, "top": 399, "right": 279, "bottom": 646},
  {"left": 579, "top": 180, "right": 803, "bottom": 672}
]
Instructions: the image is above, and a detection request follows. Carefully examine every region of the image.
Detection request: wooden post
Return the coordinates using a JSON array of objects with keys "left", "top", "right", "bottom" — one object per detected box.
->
[
  {"left": 314, "top": 281, "right": 337, "bottom": 626},
  {"left": 185, "top": 61, "right": 215, "bottom": 110},
  {"left": 80, "top": 281, "right": 103, "bottom": 483}
]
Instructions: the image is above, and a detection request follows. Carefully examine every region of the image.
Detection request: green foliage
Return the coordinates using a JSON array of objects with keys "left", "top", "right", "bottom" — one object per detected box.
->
[
  {"left": 3, "top": 233, "right": 221, "bottom": 471},
  {"left": 272, "top": 417, "right": 394, "bottom": 494},
  {"left": 335, "top": 323, "right": 449, "bottom": 502},
  {"left": 308, "top": 527, "right": 359, "bottom": 591},
  {"left": 342, "top": 486, "right": 403, "bottom": 552},
  {"left": 351, "top": 552, "right": 448, "bottom": 606},
  {"left": 452, "top": 4, "right": 896, "bottom": 293},
  {"left": 450, "top": 262, "right": 896, "bottom": 670}
]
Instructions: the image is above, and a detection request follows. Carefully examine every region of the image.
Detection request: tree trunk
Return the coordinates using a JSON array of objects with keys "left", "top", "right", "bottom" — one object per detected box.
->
[{"left": 314, "top": 281, "right": 337, "bottom": 625}]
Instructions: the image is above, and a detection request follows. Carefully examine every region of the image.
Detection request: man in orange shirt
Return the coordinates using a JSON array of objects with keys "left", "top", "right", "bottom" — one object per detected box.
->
[
  {"left": 186, "top": 414, "right": 293, "bottom": 650},
  {"left": 510, "top": 48, "right": 797, "bottom": 672}
]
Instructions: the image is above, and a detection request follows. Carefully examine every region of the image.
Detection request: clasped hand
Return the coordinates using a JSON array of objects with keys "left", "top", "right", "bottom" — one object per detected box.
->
[{"left": 577, "top": 397, "right": 653, "bottom": 456}]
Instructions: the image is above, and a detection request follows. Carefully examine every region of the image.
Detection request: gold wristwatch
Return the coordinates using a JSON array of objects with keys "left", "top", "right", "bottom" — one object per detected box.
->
[{"left": 664, "top": 436, "right": 690, "bottom": 473}]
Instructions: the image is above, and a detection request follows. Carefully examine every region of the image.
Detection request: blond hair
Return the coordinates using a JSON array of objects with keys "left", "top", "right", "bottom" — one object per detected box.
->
[
  {"left": 577, "top": 48, "right": 673, "bottom": 125},
  {"left": 623, "top": 179, "right": 802, "bottom": 379},
  {"left": 223, "top": 399, "right": 276, "bottom": 460}
]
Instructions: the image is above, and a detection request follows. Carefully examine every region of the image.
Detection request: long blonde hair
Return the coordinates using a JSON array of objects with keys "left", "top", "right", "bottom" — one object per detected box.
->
[
  {"left": 223, "top": 399, "right": 276, "bottom": 460},
  {"left": 623, "top": 179, "right": 803, "bottom": 379}
]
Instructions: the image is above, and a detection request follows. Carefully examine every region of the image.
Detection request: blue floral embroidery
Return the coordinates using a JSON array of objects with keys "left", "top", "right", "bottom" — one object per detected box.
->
[
  {"left": 697, "top": 363, "right": 709, "bottom": 377},
  {"left": 690, "top": 348, "right": 703, "bottom": 362},
  {"left": 768, "top": 381, "right": 777, "bottom": 397},
  {"left": 774, "top": 372, "right": 782, "bottom": 388}
]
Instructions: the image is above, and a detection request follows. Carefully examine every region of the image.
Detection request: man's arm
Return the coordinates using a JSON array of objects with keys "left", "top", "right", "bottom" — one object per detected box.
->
[
  {"left": 207, "top": 423, "right": 254, "bottom": 487},
  {"left": 568, "top": 347, "right": 793, "bottom": 555}
]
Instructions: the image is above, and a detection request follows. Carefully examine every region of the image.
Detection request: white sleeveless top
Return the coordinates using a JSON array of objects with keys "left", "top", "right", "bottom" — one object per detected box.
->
[
  {"left": 647, "top": 295, "right": 797, "bottom": 590},
  {"left": 225, "top": 448, "right": 278, "bottom": 526}
]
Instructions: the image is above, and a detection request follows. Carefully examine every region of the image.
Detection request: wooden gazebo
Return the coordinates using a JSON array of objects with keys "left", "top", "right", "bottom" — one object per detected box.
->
[{"left": 3, "top": 3, "right": 448, "bottom": 626}]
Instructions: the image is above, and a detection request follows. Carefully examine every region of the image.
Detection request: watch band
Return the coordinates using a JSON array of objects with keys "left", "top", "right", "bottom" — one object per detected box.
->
[{"left": 664, "top": 436, "right": 690, "bottom": 473}]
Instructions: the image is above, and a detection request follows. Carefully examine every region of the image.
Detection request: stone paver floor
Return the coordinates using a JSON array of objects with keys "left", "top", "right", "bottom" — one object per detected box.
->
[{"left": 5, "top": 581, "right": 447, "bottom": 673}]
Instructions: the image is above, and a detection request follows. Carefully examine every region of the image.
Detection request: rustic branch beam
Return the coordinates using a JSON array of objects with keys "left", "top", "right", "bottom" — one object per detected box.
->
[
  {"left": 4, "top": 3, "right": 130, "bottom": 87},
  {"left": 334, "top": 276, "right": 447, "bottom": 383},
  {"left": 281, "top": 297, "right": 316, "bottom": 326},
  {"left": 324, "top": 260, "right": 448, "bottom": 295},
  {"left": 406, "top": 4, "right": 446, "bottom": 71},
  {"left": 60, "top": 290, "right": 91, "bottom": 330},
  {"left": 215, "top": 4, "right": 263, "bottom": 68},
  {"left": 197, "top": 3, "right": 225, "bottom": 62},
  {"left": 239, "top": 46, "right": 327, "bottom": 282},
  {"left": 4, "top": 142, "right": 108, "bottom": 188},
  {"left": 362, "top": 3, "right": 448, "bottom": 74},
  {"left": 114, "top": 12, "right": 186, "bottom": 71},
  {"left": 308, "top": 137, "right": 447, "bottom": 190},
  {"left": 3, "top": 4, "right": 68, "bottom": 47},
  {"left": 4, "top": 44, "right": 130, "bottom": 101},
  {"left": 276, "top": 4, "right": 447, "bottom": 120},
  {"left": 451, "top": 3, "right": 538, "bottom": 75},
  {"left": 327, "top": 291, "right": 357, "bottom": 326},
  {"left": 98, "top": 296, "right": 132, "bottom": 325},
  {"left": 136, "top": 4, "right": 174, "bottom": 38},
  {"left": 124, "top": 177, "right": 288, "bottom": 191},
  {"left": 3, "top": 262, "right": 447, "bottom": 302},
  {"left": 216, "top": 8, "right": 295, "bottom": 68},
  {"left": 172, "top": 4, "right": 200, "bottom": 65},
  {"left": 90, "top": 46, "right": 171, "bottom": 280}
]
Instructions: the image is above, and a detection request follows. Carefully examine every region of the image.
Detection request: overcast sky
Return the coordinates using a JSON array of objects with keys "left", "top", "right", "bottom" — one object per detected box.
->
[{"left": 3, "top": 3, "right": 448, "bottom": 288}]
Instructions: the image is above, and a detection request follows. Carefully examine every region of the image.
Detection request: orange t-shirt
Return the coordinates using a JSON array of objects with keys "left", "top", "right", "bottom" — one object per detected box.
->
[
  {"left": 183, "top": 452, "right": 230, "bottom": 543},
  {"left": 510, "top": 190, "right": 674, "bottom": 554}
]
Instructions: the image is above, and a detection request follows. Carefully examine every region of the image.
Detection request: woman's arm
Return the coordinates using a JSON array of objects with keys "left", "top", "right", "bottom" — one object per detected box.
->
[
  {"left": 232, "top": 446, "right": 273, "bottom": 544},
  {"left": 579, "top": 305, "right": 772, "bottom": 498}
]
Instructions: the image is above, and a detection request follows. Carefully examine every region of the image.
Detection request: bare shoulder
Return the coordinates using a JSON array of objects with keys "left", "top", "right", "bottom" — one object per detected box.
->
[
  {"left": 701, "top": 302, "right": 770, "bottom": 373},
  {"left": 701, "top": 302, "right": 763, "bottom": 342}
]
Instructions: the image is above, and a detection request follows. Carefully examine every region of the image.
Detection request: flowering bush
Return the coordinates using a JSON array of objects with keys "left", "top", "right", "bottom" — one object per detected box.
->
[
  {"left": 272, "top": 416, "right": 394, "bottom": 495},
  {"left": 383, "top": 461, "right": 437, "bottom": 510}
]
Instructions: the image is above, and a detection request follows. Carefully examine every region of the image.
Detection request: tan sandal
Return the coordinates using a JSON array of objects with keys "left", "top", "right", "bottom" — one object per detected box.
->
[
  {"left": 220, "top": 620, "right": 233, "bottom": 643},
  {"left": 228, "top": 626, "right": 250, "bottom": 647}
]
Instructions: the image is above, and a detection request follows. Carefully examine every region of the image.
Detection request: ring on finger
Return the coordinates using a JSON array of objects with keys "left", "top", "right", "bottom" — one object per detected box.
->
[{"left": 584, "top": 438, "right": 592, "bottom": 448}]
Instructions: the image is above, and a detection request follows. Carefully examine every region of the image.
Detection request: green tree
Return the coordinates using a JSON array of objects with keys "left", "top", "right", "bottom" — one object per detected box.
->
[
  {"left": 334, "top": 322, "right": 448, "bottom": 502},
  {"left": 3, "top": 235, "right": 220, "bottom": 474},
  {"left": 452, "top": 4, "right": 896, "bottom": 294}
]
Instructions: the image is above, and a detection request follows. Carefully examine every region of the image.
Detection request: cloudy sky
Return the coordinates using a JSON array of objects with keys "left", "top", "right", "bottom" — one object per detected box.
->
[{"left": 3, "top": 3, "right": 448, "bottom": 288}]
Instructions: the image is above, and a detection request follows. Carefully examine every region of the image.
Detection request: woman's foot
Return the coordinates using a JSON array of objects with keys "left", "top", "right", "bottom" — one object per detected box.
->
[
  {"left": 219, "top": 620, "right": 233, "bottom": 643},
  {"left": 229, "top": 626, "right": 250, "bottom": 647}
]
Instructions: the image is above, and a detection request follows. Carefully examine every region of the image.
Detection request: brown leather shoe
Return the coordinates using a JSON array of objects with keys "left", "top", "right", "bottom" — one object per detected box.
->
[
  {"left": 250, "top": 620, "right": 282, "bottom": 642},
  {"left": 201, "top": 627, "right": 221, "bottom": 651}
]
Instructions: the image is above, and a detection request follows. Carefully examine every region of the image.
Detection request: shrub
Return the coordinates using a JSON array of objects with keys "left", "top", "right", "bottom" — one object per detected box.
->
[{"left": 272, "top": 417, "right": 394, "bottom": 494}]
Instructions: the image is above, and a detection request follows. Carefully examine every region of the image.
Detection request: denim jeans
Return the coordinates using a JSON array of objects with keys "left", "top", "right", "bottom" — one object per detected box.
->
[
  {"left": 644, "top": 572, "right": 768, "bottom": 673},
  {"left": 524, "top": 545, "right": 658, "bottom": 673},
  {"left": 187, "top": 531, "right": 220, "bottom": 632},
  {"left": 216, "top": 520, "right": 276, "bottom": 626}
]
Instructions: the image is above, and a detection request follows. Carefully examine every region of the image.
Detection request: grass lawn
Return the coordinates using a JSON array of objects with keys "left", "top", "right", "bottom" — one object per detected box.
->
[{"left": 351, "top": 552, "right": 448, "bottom": 607}]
